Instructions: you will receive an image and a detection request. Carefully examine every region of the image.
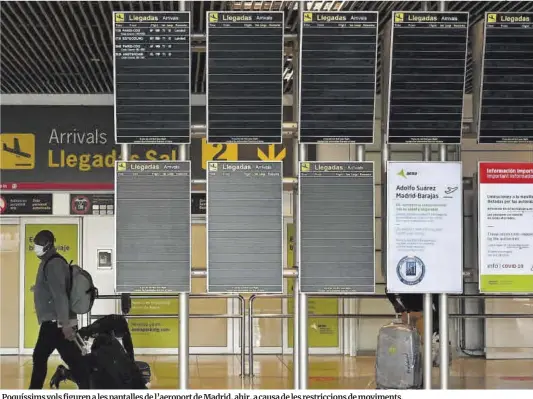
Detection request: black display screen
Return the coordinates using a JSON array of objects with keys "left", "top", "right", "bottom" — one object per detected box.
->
[
  {"left": 113, "top": 12, "right": 191, "bottom": 144},
  {"left": 478, "top": 12, "right": 533, "bottom": 144},
  {"left": 386, "top": 12, "right": 468, "bottom": 144},
  {"left": 300, "top": 12, "right": 378, "bottom": 144},
  {"left": 206, "top": 12, "right": 284, "bottom": 144}
]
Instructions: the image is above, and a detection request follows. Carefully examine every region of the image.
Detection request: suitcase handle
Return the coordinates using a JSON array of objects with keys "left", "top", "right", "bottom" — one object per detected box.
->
[{"left": 73, "top": 333, "right": 88, "bottom": 356}]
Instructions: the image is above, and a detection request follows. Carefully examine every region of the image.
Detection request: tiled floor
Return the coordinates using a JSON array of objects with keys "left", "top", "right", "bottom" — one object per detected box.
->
[{"left": 1, "top": 355, "right": 533, "bottom": 389}]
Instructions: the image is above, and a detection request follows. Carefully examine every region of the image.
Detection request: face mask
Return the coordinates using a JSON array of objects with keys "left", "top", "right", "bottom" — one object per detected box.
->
[{"left": 34, "top": 244, "right": 46, "bottom": 257}]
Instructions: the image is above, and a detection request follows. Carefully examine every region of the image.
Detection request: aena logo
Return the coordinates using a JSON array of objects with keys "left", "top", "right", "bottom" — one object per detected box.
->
[{"left": 397, "top": 169, "right": 417, "bottom": 178}]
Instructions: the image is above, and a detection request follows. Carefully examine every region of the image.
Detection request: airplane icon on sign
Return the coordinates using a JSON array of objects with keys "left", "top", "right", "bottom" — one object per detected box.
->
[{"left": 3, "top": 138, "right": 31, "bottom": 158}]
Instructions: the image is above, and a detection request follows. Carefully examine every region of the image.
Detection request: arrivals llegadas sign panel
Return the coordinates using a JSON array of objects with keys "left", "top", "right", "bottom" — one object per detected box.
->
[{"left": 1, "top": 106, "right": 313, "bottom": 190}]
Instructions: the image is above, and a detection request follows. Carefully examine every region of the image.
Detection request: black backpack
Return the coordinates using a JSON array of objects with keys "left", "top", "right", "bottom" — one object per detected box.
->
[{"left": 89, "top": 333, "right": 146, "bottom": 389}]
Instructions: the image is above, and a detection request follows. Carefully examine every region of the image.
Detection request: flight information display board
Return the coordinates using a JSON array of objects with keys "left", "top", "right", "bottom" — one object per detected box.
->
[
  {"left": 300, "top": 12, "right": 378, "bottom": 144},
  {"left": 115, "top": 161, "right": 191, "bottom": 293},
  {"left": 113, "top": 12, "right": 191, "bottom": 144},
  {"left": 207, "top": 161, "right": 283, "bottom": 293},
  {"left": 478, "top": 12, "right": 533, "bottom": 144},
  {"left": 206, "top": 12, "right": 284, "bottom": 144},
  {"left": 299, "top": 162, "right": 375, "bottom": 294},
  {"left": 386, "top": 12, "right": 468, "bottom": 144}
]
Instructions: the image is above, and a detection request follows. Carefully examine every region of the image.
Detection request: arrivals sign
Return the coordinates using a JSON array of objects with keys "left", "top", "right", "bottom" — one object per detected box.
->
[
  {"left": 478, "top": 162, "right": 533, "bottom": 293},
  {"left": 1, "top": 106, "right": 312, "bottom": 191},
  {"left": 386, "top": 162, "right": 463, "bottom": 294}
]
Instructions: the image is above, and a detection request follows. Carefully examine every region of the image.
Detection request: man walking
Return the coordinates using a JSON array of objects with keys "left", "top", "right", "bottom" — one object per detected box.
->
[{"left": 29, "top": 229, "right": 89, "bottom": 389}]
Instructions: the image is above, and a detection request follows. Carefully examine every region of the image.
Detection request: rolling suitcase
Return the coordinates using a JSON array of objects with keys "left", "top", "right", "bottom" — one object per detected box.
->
[
  {"left": 375, "top": 314, "right": 423, "bottom": 389},
  {"left": 74, "top": 333, "right": 148, "bottom": 389}
]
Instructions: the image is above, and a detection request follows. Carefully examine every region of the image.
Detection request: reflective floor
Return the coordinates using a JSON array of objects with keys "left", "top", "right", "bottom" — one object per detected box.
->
[{"left": 1, "top": 355, "right": 533, "bottom": 389}]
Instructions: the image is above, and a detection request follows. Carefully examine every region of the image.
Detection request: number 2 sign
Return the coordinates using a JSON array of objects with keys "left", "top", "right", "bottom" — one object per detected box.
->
[{"left": 201, "top": 138, "right": 238, "bottom": 170}]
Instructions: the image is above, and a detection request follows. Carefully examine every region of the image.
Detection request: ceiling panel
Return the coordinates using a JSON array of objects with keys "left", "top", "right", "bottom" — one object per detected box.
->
[{"left": 1, "top": 1, "right": 532, "bottom": 95}]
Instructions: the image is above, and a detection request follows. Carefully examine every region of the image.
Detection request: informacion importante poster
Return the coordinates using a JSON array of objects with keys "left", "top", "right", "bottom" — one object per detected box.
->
[
  {"left": 478, "top": 162, "right": 533, "bottom": 293},
  {"left": 386, "top": 162, "right": 463, "bottom": 293}
]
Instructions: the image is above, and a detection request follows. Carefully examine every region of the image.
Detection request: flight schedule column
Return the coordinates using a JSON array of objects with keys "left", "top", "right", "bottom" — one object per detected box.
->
[
  {"left": 207, "top": 161, "right": 283, "bottom": 293},
  {"left": 113, "top": 12, "right": 191, "bottom": 144},
  {"left": 386, "top": 12, "right": 468, "bottom": 144},
  {"left": 300, "top": 11, "right": 378, "bottom": 144},
  {"left": 207, "top": 12, "right": 284, "bottom": 144},
  {"left": 477, "top": 12, "right": 533, "bottom": 144},
  {"left": 115, "top": 161, "right": 191, "bottom": 293},
  {"left": 299, "top": 162, "right": 375, "bottom": 294}
]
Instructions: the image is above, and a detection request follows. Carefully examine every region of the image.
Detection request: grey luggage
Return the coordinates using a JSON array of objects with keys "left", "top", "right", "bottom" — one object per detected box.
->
[{"left": 375, "top": 315, "right": 422, "bottom": 389}]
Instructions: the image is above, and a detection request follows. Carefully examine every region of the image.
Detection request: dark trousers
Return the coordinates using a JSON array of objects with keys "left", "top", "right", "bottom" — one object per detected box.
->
[
  {"left": 387, "top": 293, "right": 440, "bottom": 335},
  {"left": 29, "top": 321, "right": 90, "bottom": 389}
]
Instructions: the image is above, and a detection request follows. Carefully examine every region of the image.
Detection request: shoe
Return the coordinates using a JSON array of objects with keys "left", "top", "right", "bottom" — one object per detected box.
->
[
  {"left": 431, "top": 333, "right": 452, "bottom": 367},
  {"left": 49, "top": 365, "right": 68, "bottom": 389}
]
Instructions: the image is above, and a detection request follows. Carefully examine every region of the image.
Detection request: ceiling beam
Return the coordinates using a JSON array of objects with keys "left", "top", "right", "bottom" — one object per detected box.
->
[{"left": 0, "top": 94, "right": 295, "bottom": 106}]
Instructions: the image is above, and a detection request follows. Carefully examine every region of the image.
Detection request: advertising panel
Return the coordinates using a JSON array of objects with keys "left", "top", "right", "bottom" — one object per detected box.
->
[
  {"left": 0, "top": 194, "right": 53, "bottom": 215},
  {"left": 286, "top": 224, "right": 339, "bottom": 348},
  {"left": 386, "top": 162, "right": 463, "bottom": 293},
  {"left": 479, "top": 162, "right": 533, "bottom": 293},
  {"left": 129, "top": 298, "right": 179, "bottom": 349}
]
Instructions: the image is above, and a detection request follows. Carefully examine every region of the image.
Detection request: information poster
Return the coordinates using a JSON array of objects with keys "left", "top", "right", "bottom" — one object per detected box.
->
[
  {"left": 286, "top": 224, "right": 338, "bottom": 348},
  {"left": 479, "top": 162, "right": 533, "bottom": 293},
  {"left": 386, "top": 162, "right": 463, "bottom": 293},
  {"left": 24, "top": 224, "right": 78, "bottom": 348},
  {"left": 129, "top": 297, "right": 179, "bottom": 348}
]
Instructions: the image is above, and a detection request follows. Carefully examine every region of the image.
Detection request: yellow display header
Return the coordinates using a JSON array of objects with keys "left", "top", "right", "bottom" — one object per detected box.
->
[
  {"left": 393, "top": 11, "right": 468, "bottom": 24},
  {"left": 487, "top": 12, "right": 532, "bottom": 24}
]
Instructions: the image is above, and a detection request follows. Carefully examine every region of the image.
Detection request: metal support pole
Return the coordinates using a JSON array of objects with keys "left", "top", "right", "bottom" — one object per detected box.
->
[
  {"left": 291, "top": 32, "right": 301, "bottom": 388},
  {"left": 178, "top": 130, "right": 189, "bottom": 388},
  {"left": 248, "top": 296, "right": 255, "bottom": 376},
  {"left": 240, "top": 296, "right": 246, "bottom": 377},
  {"left": 298, "top": 144, "right": 308, "bottom": 389},
  {"left": 178, "top": 0, "right": 190, "bottom": 380},
  {"left": 121, "top": 143, "right": 130, "bottom": 161},
  {"left": 356, "top": 144, "right": 365, "bottom": 162},
  {"left": 439, "top": 145, "right": 447, "bottom": 162},
  {"left": 380, "top": 20, "right": 391, "bottom": 288},
  {"left": 292, "top": 269, "right": 300, "bottom": 388},
  {"left": 437, "top": 0, "right": 450, "bottom": 374},
  {"left": 178, "top": 133, "right": 189, "bottom": 390},
  {"left": 381, "top": 142, "right": 389, "bottom": 282},
  {"left": 423, "top": 145, "right": 431, "bottom": 162},
  {"left": 353, "top": 143, "right": 366, "bottom": 359},
  {"left": 179, "top": 292, "right": 189, "bottom": 389},
  {"left": 423, "top": 294, "right": 433, "bottom": 389},
  {"left": 439, "top": 142, "right": 449, "bottom": 390},
  {"left": 422, "top": 143, "right": 433, "bottom": 390},
  {"left": 420, "top": 2, "right": 435, "bottom": 390},
  {"left": 439, "top": 293, "right": 449, "bottom": 389}
]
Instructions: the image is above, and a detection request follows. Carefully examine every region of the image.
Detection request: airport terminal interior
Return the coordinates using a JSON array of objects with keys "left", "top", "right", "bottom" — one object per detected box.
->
[{"left": 1, "top": 0, "right": 533, "bottom": 391}]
